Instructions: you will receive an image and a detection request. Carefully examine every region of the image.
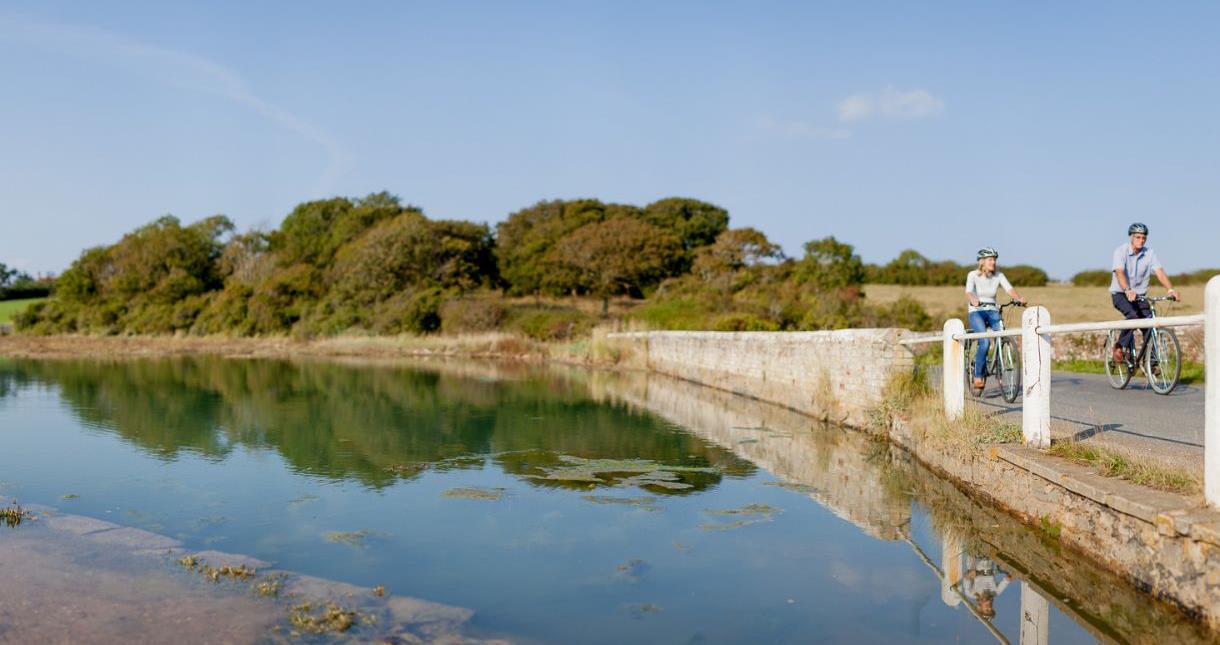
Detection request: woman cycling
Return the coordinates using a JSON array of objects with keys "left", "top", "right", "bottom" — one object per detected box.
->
[{"left": 965, "top": 248, "right": 1026, "bottom": 391}]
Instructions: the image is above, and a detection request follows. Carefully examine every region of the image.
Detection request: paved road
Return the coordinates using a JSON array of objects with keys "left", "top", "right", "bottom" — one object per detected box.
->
[{"left": 970, "top": 371, "right": 1205, "bottom": 469}]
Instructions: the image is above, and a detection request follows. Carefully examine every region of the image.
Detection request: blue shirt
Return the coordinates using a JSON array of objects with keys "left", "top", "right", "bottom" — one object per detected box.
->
[{"left": 1109, "top": 243, "right": 1161, "bottom": 294}]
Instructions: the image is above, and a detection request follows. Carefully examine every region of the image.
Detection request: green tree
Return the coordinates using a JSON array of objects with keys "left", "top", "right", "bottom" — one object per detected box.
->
[
  {"left": 641, "top": 197, "right": 729, "bottom": 261},
  {"left": 795, "top": 236, "right": 866, "bottom": 292},
  {"left": 693, "top": 227, "right": 784, "bottom": 281},
  {"left": 495, "top": 199, "right": 620, "bottom": 295},
  {"left": 555, "top": 218, "right": 683, "bottom": 314}
]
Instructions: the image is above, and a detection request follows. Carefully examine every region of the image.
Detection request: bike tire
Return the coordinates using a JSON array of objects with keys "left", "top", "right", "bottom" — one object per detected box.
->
[
  {"left": 964, "top": 339, "right": 983, "bottom": 396},
  {"left": 1145, "top": 328, "right": 1182, "bottom": 395},
  {"left": 1104, "top": 331, "right": 1133, "bottom": 390},
  {"left": 999, "top": 337, "right": 1022, "bottom": 403}
]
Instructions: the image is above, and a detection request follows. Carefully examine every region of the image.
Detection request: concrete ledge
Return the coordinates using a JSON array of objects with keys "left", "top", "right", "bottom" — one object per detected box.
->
[{"left": 996, "top": 445, "right": 1191, "bottom": 524}]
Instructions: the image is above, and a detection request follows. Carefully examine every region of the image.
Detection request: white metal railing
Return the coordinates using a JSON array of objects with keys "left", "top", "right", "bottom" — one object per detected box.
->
[
  {"left": 901, "top": 276, "right": 1219, "bottom": 506},
  {"left": 899, "top": 313, "right": 1204, "bottom": 346}
]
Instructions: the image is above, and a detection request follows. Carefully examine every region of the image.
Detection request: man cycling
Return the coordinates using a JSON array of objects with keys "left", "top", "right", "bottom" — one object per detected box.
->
[
  {"left": 1110, "top": 223, "right": 1179, "bottom": 364},
  {"left": 965, "top": 247, "right": 1026, "bottom": 391}
]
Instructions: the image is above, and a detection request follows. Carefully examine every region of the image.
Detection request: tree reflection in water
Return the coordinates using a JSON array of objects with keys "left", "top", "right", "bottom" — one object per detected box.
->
[{"left": 0, "top": 357, "right": 754, "bottom": 491}]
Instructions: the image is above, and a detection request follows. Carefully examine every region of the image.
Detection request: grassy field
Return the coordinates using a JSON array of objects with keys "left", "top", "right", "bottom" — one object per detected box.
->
[
  {"left": 0, "top": 298, "right": 44, "bottom": 325},
  {"left": 864, "top": 283, "right": 1206, "bottom": 326}
]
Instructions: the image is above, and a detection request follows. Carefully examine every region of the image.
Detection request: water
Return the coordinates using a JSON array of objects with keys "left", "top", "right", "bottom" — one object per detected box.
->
[{"left": 0, "top": 357, "right": 1209, "bottom": 643}]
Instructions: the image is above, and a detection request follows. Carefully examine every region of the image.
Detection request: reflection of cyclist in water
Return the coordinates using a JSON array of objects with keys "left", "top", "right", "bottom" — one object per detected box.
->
[{"left": 959, "top": 556, "right": 1011, "bottom": 618}]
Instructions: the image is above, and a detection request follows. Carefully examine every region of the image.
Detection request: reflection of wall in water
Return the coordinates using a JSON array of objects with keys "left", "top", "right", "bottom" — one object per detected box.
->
[{"left": 594, "top": 371, "right": 912, "bottom": 540}]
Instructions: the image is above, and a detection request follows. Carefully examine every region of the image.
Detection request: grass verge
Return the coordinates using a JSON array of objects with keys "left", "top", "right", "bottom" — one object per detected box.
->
[
  {"left": 1054, "top": 358, "right": 1204, "bottom": 385},
  {"left": 1047, "top": 440, "right": 1201, "bottom": 496},
  {"left": 0, "top": 298, "right": 44, "bottom": 325}
]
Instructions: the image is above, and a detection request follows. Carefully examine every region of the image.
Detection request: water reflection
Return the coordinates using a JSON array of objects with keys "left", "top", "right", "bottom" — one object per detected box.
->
[
  {"left": 0, "top": 356, "right": 1212, "bottom": 644},
  {"left": 0, "top": 357, "right": 754, "bottom": 492},
  {"left": 591, "top": 369, "right": 1213, "bottom": 645}
]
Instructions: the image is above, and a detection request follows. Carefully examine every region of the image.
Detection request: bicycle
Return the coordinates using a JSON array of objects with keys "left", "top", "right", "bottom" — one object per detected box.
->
[
  {"left": 1103, "top": 294, "right": 1181, "bottom": 394},
  {"left": 963, "top": 301, "right": 1025, "bottom": 403}
]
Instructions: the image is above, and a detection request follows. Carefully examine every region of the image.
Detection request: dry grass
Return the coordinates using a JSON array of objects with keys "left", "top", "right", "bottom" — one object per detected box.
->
[
  {"left": 864, "top": 283, "right": 1205, "bottom": 328},
  {"left": 1047, "top": 441, "right": 1201, "bottom": 496},
  {"left": 0, "top": 326, "right": 645, "bottom": 370}
]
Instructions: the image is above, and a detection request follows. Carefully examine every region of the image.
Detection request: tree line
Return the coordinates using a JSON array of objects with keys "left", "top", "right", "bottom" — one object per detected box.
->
[
  {"left": 14, "top": 192, "right": 1057, "bottom": 336},
  {"left": 0, "top": 262, "right": 53, "bottom": 301},
  {"left": 1070, "top": 267, "right": 1219, "bottom": 287}
]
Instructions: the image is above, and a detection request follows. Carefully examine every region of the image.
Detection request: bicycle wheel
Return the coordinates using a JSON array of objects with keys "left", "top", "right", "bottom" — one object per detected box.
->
[
  {"left": 1103, "top": 330, "right": 1133, "bottom": 389},
  {"left": 999, "top": 337, "right": 1022, "bottom": 403},
  {"left": 963, "top": 339, "right": 982, "bottom": 396},
  {"left": 1145, "top": 328, "right": 1181, "bottom": 395}
]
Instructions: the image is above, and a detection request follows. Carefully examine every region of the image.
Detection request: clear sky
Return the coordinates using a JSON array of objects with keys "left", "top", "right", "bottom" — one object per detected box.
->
[{"left": 1, "top": 1, "right": 1217, "bottom": 279}]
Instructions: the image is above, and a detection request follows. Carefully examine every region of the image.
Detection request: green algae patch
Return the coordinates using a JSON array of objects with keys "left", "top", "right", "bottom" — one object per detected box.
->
[
  {"left": 324, "top": 530, "right": 372, "bottom": 546},
  {"left": 699, "top": 503, "right": 783, "bottom": 531},
  {"left": 764, "top": 481, "right": 819, "bottom": 494},
  {"left": 613, "top": 558, "right": 650, "bottom": 583},
  {"left": 623, "top": 602, "right": 663, "bottom": 618},
  {"left": 1, "top": 501, "right": 34, "bottom": 527},
  {"left": 581, "top": 495, "right": 658, "bottom": 510},
  {"left": 529, "top": 456, "right": 717, "bottom": 492},
  {"left": 288, "top": 601, "right": 362, "bottom": 635},
  {"left": 177, "top": 554, "right": 258, "bottom": 582},
  {"left": 441, "top": 487, "right": 506, "bottom": 501}
]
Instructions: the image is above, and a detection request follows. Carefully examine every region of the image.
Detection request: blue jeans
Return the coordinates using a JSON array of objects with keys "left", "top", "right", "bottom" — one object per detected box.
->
[{"left": 968, "top": 309, "right": 1003, "bottom": 379}]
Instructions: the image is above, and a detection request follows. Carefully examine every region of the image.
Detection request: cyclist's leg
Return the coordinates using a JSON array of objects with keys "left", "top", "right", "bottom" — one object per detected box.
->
[
  {"left": 1136, "top": 299, "right": 1155, "bottom": 363},
  {"left": 1111, "top": 293, "right": 1142, "bottom": 353},
  {"left": 968, "top": 311, "right": 988, "bottom": 379},
  {"left": 986, "top": 309, "right": 1003, "bottom": 332}
]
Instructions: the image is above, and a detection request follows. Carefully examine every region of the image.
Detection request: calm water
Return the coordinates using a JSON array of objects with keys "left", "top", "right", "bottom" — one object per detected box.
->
[{"left": 0, "top": 357, "right": 1208, "bottom": 644}]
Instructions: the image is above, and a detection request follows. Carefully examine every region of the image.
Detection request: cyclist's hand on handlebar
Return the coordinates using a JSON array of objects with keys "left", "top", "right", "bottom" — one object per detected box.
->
[
  {"left": 1125, "top": 288, "right": 1137, "bottom": 302},
  {"left": 1168, "top": 289, "right": 1180, "bottom": 302}
]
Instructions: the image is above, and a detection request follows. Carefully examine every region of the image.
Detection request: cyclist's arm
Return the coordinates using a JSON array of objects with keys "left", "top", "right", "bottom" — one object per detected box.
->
[
  {"left": 1113, "top": 268, "right": 1136, "bottom": 301},
  {"left": 1113, "top": 246, "right": 1137, "bottom": 301},
  {"left": 999, "top": 274, "right": 1025, "bottom": 304},
  {"left": 964, "top": 273, "right": 980, "bottom": 307},
  {"left": 1153, "top": 267, "right": 1180, "bottom": 300}
]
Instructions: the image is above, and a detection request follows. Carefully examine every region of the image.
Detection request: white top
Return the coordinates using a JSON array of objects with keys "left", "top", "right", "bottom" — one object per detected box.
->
[{"left": 965, "top": 270, "right": 1012, "bottom": 312}]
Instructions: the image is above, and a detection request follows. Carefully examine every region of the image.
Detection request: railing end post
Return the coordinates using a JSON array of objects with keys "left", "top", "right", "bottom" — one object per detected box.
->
[
  {"left": 1205, "top": 277, "right": 1220, "bottom": 506},
  {"left": 943, "top": 318, "right": 965, "bottom": 421}
]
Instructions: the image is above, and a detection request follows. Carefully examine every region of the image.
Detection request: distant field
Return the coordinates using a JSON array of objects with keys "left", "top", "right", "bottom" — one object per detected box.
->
[
  {"left": 0, "top": 298, "right": 44, "bottom": 325},
  {"left": 864, "top": 283, "right": 1205, "bottom": 326}
]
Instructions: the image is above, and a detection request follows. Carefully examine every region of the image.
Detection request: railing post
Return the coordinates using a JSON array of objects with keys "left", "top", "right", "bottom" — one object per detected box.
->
[
  {"left": 1206, "top": 276, "right": 1220, "bottom": 506},
  {"left": 1019, "top": 581, "right": 1049, "bottom": 645},
  {"left": 943, "top": 318, "right": 965, "bottom": 421},
  {"left": 1022, "top": 306, "right": 1051, "bottom": 448}
]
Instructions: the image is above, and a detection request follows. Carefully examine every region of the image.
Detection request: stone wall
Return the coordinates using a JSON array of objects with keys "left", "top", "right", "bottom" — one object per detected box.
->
[{"left": 609, "top": 329, "right": 913, "bottom": 428}]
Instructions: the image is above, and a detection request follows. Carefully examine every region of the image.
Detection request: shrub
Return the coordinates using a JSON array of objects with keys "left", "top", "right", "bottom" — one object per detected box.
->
[
  {"left": 509, "top": 307, "right": 592, "bottom": 341},
  {"left": 711, "top": 314, "right": 780, "bottom": 332},
  {"left": 371, "top": 288, "right": 444, "bottom": 335},
  {"left": 1071, "top": 270, "right": 1112, "bottom": 287},
  {"left": 440, "top": 298, "right": 506, "bottom": 334}
]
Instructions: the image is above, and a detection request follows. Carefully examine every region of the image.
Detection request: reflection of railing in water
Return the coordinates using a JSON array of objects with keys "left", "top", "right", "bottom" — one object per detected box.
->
[
  {"left": 899, "top": 529, "right": 1014, "bottom": 645},
  {"left": 594, "top": 367, "right": 1210, "bottom": 645},
  {"left": 595, "top": 370, "right": 913, "bottom": 540}
]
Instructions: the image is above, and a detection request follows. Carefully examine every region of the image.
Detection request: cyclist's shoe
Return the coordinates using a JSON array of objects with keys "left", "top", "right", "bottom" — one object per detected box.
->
[
  {"left": 1149, "top": 358, "right": 1161, "bottom": 377},
  {"left": 972, "top": 377, "right": 985, "bottom": 390},
  {"left": 1110, "top": 346, "right": 1126, "bottom": 365}
]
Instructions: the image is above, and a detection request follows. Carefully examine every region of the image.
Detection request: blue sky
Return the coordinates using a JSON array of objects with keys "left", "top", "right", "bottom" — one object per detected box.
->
[{"left": 1, "top": 1, "right": 1217, "bottom": 279}]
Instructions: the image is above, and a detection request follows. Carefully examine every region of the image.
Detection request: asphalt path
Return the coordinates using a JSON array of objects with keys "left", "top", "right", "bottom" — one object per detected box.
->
[{"left": 969, "top": 371, "right": 1205, "bottom": 469}]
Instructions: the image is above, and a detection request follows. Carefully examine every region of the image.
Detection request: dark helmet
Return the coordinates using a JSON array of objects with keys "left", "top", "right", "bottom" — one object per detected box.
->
[
  {"left": 976, "top": 247, "right": 999, "bottom": 260},
  {"left": 1128, "top": 222, "right": 1149, "bottom": 236}
]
